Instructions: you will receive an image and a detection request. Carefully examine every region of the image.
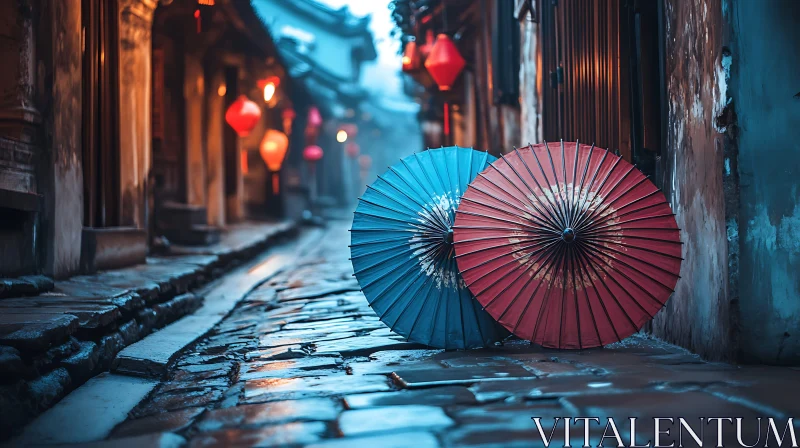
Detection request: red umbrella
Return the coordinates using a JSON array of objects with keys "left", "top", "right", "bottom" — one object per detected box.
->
[{"left": 453, "top": 141, "right": 682, "bottom": 349}]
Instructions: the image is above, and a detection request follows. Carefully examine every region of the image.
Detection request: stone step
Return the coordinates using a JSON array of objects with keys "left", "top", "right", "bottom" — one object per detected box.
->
[
  {"left": 161, "top": 225, "right": 222, "bottom": 246},
  {"left": 157, "top": 201, "right": 208, "bottom": 229},
  {"left": 0, "top": 275, "right": 54, "bottom": 300},
  {"left": 11, "top": 373, "right": 158, "bottom": 445}
]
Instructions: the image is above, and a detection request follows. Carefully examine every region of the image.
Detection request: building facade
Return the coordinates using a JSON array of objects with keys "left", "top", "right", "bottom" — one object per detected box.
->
[
  {"left": 0, "top": 0, "right": 306, "bottom": 279},
  {"left": 394, "top": 0, "right": 800, "bottom": 364}
]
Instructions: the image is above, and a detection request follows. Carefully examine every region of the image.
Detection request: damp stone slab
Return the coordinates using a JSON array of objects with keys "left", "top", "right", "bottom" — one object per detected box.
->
[{"left": 12, "top": 373, "right": 158, "bottom": 445}]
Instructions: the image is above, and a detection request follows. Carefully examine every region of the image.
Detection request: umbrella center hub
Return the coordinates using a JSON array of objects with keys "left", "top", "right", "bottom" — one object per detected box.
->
[
  {"left": 562, "top": 228, "right": 576, "bottom": 243},
  {"left": 445, "top": 228, "right": 454, "bottom": 245}
]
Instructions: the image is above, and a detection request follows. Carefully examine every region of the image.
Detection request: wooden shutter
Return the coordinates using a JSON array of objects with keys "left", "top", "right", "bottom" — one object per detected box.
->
[{"left": 539, "top": 0, "right": 632, "bottom": 161}]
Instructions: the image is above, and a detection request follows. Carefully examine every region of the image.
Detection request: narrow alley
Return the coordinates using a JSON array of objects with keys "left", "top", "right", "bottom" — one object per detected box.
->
[{"left": 17, "top": 221, "right": 797, "bottom": 447}]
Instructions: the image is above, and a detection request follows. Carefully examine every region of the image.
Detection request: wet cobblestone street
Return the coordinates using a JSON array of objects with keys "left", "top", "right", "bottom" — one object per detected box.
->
[{"left": 110, "top": 222, "right": 800, "bottom": 448}]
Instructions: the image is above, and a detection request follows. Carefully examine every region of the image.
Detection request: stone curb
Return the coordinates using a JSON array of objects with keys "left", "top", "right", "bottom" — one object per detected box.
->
[{"left": 0, "top": 220, "right": 298, "bottom": 442}]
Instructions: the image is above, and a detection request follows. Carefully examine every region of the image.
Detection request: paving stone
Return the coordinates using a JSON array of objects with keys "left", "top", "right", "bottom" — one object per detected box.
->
[
  {"left": 28, "top": 367, "right": 71, "bottom": 411},
  {"left": 245, "top": 344, "right": 313, "bottom": 361},
  {"left": 114, "top": 315, "right": 219, "bottom": 378},
  {"left": 314, "top": 336, "right": 429, "bottom": 357},
  {"left": 68, "top": 432, "right": 187, "bottom": 448},
  {"left": 14, "top": 373, "right": 158, "bottom": 445},
  {"left": 110, "top": 407, "right": 204, "bottom": 439},
  {"left": 99, "top": 329, "right": 126, "bottom": 363},
  {"left": 132, "top": 388, "right": 224, "bottom": 418},
  {"left": 277, "top": 282, "right": 360, "bottom": 302},
  {"left": 195, "top": 398, "right": 339, "bottom": 432},
  {"left": 0, "top": 275, "right": 53, "bottom": 299},
  {"left": 706, "top": 366, "right": 800, "bottom": 418},
  {"left": 445, "top": 401, "right": 565, "bottom": 447},
  {"left": 240, "top": 356, "right": 341, "bottom": 375},
  {"left": 31, "top": 338, "right": 79, "bottom": 373},
  {"left": 158, "top": 377, "right": 230, "bottom": 394},
  {"left": 305, "top": 431, "right": 441, "bottom": 448},
  {"left": 258, "top": 330, "right": 357, "bottom": 348},
  {"left": 0, "top": 299, "right": 121, "bottom": 332},
  {"left": 240, "top": 366, "right": 342, "bottom": 381},
  {"left": 0, "top": 345, "right": 27, "bottom": 379},
  {"left": 391, "top": 364, "right": 537, "bottom": 389},
  {"left": 343, "top": 386, "right": 477, "bottom": 409},
  {"left": 509, "top": 358, "right": 590, "bottom": 376},
  {"left": 188, "top": 421, "right": 327, "bottom": 447},
  {"left": 338, "top": 405, "right": 454, "bottom": 437},
  {"left": 243, "top": 374, "right": 391, "bottom": 403},
  {"left": 0, "top": 312, "right": 79, "bottom": 352},
  {"left": 60, "top": 341, "right": 100, "bottom": 383}
]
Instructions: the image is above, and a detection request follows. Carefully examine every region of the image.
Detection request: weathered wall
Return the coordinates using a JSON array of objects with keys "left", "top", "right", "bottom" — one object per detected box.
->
[
  {"left": 39, "top": 0, "right": 84, "bottom": 279},
  {"left": 118, "top": 0, "right": 156, "bottom": 228},
  {"left": 205, "top": 67, "right": 226, "bottom": 227},
  {"left": 730, "top": 0, "right": 800, "bottom": 364},
  {"left": 518, "top": 16, "right": 542, "bottom": 145},
  {"left": 649, "top": 0, "right": 735, "bottom": 361}
]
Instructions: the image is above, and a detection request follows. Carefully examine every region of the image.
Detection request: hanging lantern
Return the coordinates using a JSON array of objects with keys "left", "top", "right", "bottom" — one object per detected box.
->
[
  {"left": 402, "top": 40, "right": 421, "bottom": 72},
  {"left": 282, "top": 108, "right": 296, "bottom": 135},
  {"left": 358, "top": 154, "right": 372, "bottom": 171},
  {"left": 257, "top": 76, "right": 280, "bottom": 103},
  {"left": 303, "top": 145, "right": 323, "bottom": 162},
  {"left": 424, "top": 34, "right": 466, "bottom": 91},
  {"left": 345, "top": 142, "right": 360, "bottom": 158},
  {"left": 307, "top": 107, "right": 323, "bottom": 128},
  {"left": 225, "top": 95, "right": 261, "bottom": 137},
  {"left": 259, "top": 129, "right": 289, "bottom": 193},
  {"left": 259, "top": 129, "right": 289, "bottom": 172}
]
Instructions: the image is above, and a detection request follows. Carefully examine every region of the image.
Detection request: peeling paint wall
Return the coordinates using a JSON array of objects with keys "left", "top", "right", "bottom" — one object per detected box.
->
[
  {"left": 518, "top": 16, "right": 542, "bottom": 145},
  {"left": 729, "top": 1, "right": 800, "bottom": 364},
  {"left": 649, "top": 0, "right": 735, "bottom": 361}
]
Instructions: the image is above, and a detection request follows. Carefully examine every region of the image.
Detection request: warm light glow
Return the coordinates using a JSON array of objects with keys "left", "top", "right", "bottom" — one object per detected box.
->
[
  {"left": 197, "top": 0, "right": 215, "bottom": 5},
  {"left": 336, "top": 130, "right": 348, "bottom": 143},
  {"left": 402, "top": 55, "right": 411, "bottom": 65},
  {"left": 217, "top": 84, "right": 226, "bottom": 96},
  {"left": 263, "top": 82, "right": 276, "bottom": 102}
]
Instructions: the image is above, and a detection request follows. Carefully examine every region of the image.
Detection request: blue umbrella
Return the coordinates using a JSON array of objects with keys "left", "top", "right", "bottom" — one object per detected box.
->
[{"left": 350, "top": 146, "right": 509, "bottom": 349}]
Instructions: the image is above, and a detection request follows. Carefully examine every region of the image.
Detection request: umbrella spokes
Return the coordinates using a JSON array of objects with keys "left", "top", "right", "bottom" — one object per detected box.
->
[
  {"left": 351, "top": 146, "right": 509, "bottom": 350},
  {"left": 454, "top": 140, "right": 682, "bottom": 349}
]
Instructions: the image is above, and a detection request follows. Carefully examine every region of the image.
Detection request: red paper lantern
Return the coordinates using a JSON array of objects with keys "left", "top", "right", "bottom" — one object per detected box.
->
[
  {"left": 260, "top": 129, "right": 289, "bottom": 193},
  {"left": 259, "top": 129, "right": 289, "bottom": 172},
  {"left": 358, "top": 154, "right": 372, "bottom": 171},
  {"left": 402, "top": 41, "right": 421, "bottom": 72},
  {"left": 424, "top": 34, "right": 466, "bottom": 91},
  {"left": 345, "top": 142, "right": 360, "bottom": 158},
  {"left": 307, "top": 107, "right": 323, "bottom": 128},
  {"left": 303, "top": 145, "right": 323, "bottom": 162},
  {"left": 225, "top": 95, "right": 261, "bottom": 137}
]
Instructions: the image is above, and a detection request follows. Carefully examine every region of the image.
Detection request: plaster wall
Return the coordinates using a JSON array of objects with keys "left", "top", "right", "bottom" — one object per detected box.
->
[
  {"left": 118, "top": 0, "right": 156, "bottom": 229},
  {"left": 648, "top": 0, "right": 734, "bottom": 361},
  {"left": 41, "top": 0, "right": 84, "bottom": 279},
  {"left": 729, "top": 0, "right": 800, "bottom": 364}
]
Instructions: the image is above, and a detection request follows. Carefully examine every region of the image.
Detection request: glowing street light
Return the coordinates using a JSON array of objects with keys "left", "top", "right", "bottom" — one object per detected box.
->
[{"left": 336, "top": 130, "right": 348, "bottom": 143}]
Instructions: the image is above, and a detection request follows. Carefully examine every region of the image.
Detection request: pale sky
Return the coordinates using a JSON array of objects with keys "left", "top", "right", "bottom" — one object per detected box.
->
[{"left": 316, "top": 0, "right": 408, "bottom": 102}]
